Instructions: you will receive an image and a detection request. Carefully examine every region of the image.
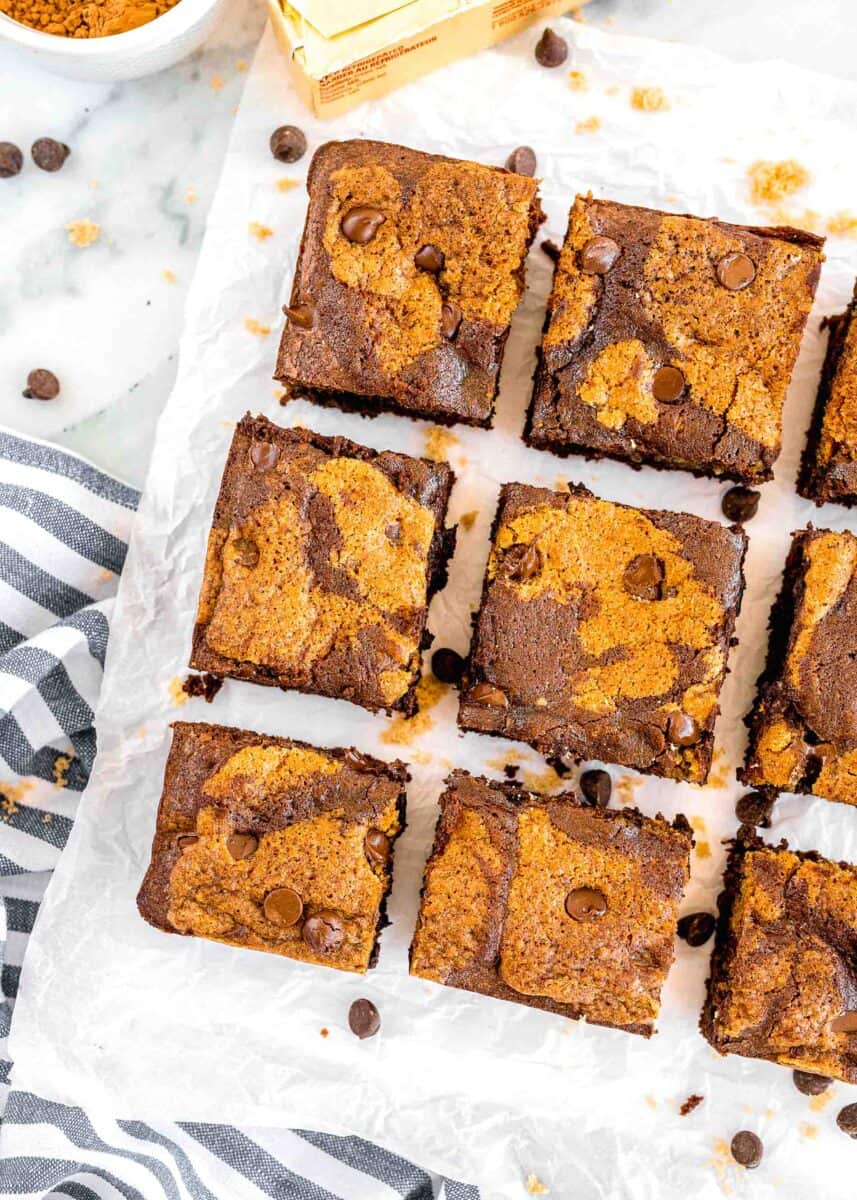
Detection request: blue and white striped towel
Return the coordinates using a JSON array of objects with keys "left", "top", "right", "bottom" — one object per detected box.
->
[{"left": 0, "top": 427, "right": 477, "bottom": 1200}]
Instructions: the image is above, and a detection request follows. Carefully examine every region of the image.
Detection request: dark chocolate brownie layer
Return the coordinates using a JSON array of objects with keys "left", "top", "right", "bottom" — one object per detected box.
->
[
  {"left": 701, "top": 831, "right": 857, "bottom": 1084},
  {"left": 458, "top": 481, "right": 747, "bottom": 783},
  {"left": 137, "top": 722, "right": 407, "bottom": 973},
  {"left": 799, "top": 282, "right": 857, "bottom": 505},
  {"left": 275, "top": 139, "right": 544, "bottom": 427},
  {"left": 410, "top": 770, "right": 692, "bottom": 1035},
  {"left": 741, "top": 527, "right": 857, "bottom": 806},
  {"left": 190, "top": 414, "right": 456, "bottom": 716},
  {"left": 525, "top": 196, "right": 824, "bottom": 483}
]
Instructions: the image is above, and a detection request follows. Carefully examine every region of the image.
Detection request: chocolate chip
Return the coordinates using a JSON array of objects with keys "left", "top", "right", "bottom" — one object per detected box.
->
[
  {"left": 503, "top": 763, "right": 520, "bottom": 778},
  {"left": 622, "top": 553, "right": 664, "bottom": 601},
  {"left": 233, "top": 537, "right": 259, "bottom": 567},
  {"left": 414, "top": 243, "right": 445, "bottom": 272},
  {"left": 0, "top": 142, "right": 23, "bottom": 178},
  {"left": 541, "top": 238, "right": 561, "bottom": 263},
  {"left": 340, "top": 205, "right": 385, "bottom": 244},
  {"left": 735, "top": 791, "right": 773, "bottom": 828},
  {"left": 653, "top": 365, "right": 686, "bottom": 403},
  {"left": 269, "top": 125, "right": 306, "bottom": 163},
  {"left": 348, "top": 998, "right": 380, "bottom": 1039},
  {"left": 534, "top": 27, "right": 568, "bottom": 68},
  {"left": 580, "top": 236, "right": 620, "bottom": 275},
  {"left": 431, "top": 647, "right": 465, "bottom": 685},
  {"left": 503, "top": 542, "right": 542, "bottom": 583},
  {"left": 831, "top": 1011, "right": 857, "bottom": 1033},
  {"left": 176, "top": 833, "right": 199, "bottom": 850},
  {"left": 22, "top": 369, "right": 60, "bottom": 401},
  {"left": 250, "top": 440, "right": 280, "bottom": 470},
  {"left": 469, "top": 682, "right": 509, "bottom": 708},
  {"left": 838, "top": 1104, "right": 857, "bottom": 1138},
  {"left": 793, "top": 1070, "right": 833, "bottom": 1096},
  {"left": 181, "top": 672, "right": 223, "bottom": 703},
  {"left": 579, "top": 768, "right": 611, "bottom": 807},
  {"left": 302, "top": 910, "right": 345, "bottom": 953},
  {"left": 565, "top": 886, "right": 608, "bottom": 921},
  {"left": 263, "top": 886, "right": 303, "bottom": 926},
  {"left": 365, "top": 828, "right": 391, "bottom": 866},
  {"left": 730, "top": 1131, "right": 763, "bottom": 1168},
  {"left": 441, "top": 301, "right": 463, "bottom": 339},
  {"left": 31, "top": 137, "right": 69, "bottom": 172},
  {"left": 721, "top": 486, "right": 760, "bottom": 523},
  {"left": 227, "top": 832, "right": 258, "bottom": 860},
  {"left": 505, "top": 146, "right": 537, "bottom": 176},
  {"left": 677, "top": 911, "right": 716, "bottom": 947},
  {"left": 717, "top": 252, "right": 756, "bottom": 291},
  {"left": 283, "top": 303, "right": 315, "bottom": 329},
  {"left": 667, "top": 711, "right": 701, "bottom": 746}
]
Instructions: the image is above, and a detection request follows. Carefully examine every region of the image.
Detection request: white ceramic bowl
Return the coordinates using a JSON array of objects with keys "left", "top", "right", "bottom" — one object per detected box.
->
[{"left": 0, "top": 0, "right": 230, "bottom": 81}]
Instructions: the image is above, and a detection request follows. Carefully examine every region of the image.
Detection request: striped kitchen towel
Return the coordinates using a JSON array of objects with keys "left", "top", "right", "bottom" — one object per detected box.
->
[{"left": 0, "top": 427, "right": 477, "bottom": 1200}]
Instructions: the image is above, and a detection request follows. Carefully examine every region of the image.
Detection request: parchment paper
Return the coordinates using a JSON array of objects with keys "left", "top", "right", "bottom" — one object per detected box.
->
[{"left": 11, "top": 19, "right": 857, "bottom": 1198}]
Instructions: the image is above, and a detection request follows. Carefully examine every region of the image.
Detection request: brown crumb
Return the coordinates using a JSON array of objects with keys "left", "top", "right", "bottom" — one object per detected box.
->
[
  {"left": 459, "top": 510, "right": 478, "bottom": 531},
  {"left": 695, "top": 840, "right": 712, "bottom": 859},
  {"left": 66, "top": 219, "right": 100, "bottom": 248},
  {"left": 568, "top": 69, "right": 587, "bottom": 91},
  {"left": 182, "top": 673, "right": 223, "bottom": 704},
  {"left": 575, "top": 116, "right": 601, "bottom": 134},
  {"left": 236, "top": 59, "right": 248, "bottom": 72},
  {"left": 631, "top": 86, "right": 670, "bottom": 113},
  {"left": 748, "top": 159, "right": 810, "bottom": 206},
  {"left": 52, "top": 754, "right": 73, "bottom": 789},
  {"left": 320, "top": 1027, "right": 329, "bottom": 1038},
  {"left": 827, "top": 210, "right": 857, "bottom": 238},
  {"left": 526, "top": 1176, "right": 549, "bottom": 1196},
  {"left": 680, "top": 1094, "right": 704, "bottom": 1116},
  {"left": 249, "top": 222, "right": 274, "bottom": 241},
  {"left": 244, "top": 318, "right": 271, "bottom": 337}
]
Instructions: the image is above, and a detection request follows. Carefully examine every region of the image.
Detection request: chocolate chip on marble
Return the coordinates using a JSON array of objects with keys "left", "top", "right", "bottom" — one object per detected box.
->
[
  {"left": 22, "top": 368, "right": 60, "bottom": 401},
  {"left": 677, "top": 911, "right": 716, "bottom": 947},
  {"left": 468, "top": 682, "right": 509, "bottom": 708},
  {"left": 534, "top": 27, "right": 568, "bottom": 68},
  {"left": 233, "top": 537, "right": 260, "bottom": 567},
  {"left": 250, "top": 440, "right": 280, "bottom": 470},
  {"left": 431, "top": 647, "right": 465, "bottom": 685},
  {"left": 0, "top": 142, "right": 23, "bottom": 178},
  {"left": 341, "top": 205, "right": 385, "bottom": 244},
  {"left": 831, "top": 1011, "right": 857, "bottom": 1034},
  {"left": 580, "top": 236, "right": 620, "bottom": 275},
  {"left": 622, "top": 553, "right": 665, "bottom": 601},
  {"left": 793, "top": 1070, "right": 833, "bottom": 1096},
  {"left": 565, "top": 886, "right": 607, "bottom": 921},
  {"left": 653, "top": 365, "right": 686, "bottom": 403},
  {"left": 176, "top": 833, "right": 199, "bottom": 850},
  {"left": 227, "top": 832, "right": 258, "bottom": 860},
  {"left": 414, "top": 243, "right": 445, "bottom": 272},
  {"left": 302, "top": 910, "right": 345, "bottom": 953},
  {"left": 717, "top": 252, "right": 756, "bottom": 291},
  {"left": 503, "top": 542, "right": 542, "bottom": 583},
  {"left": 31, "top": 137, "right": 69, "bottom": 172},
  {"left": 269, "top": 125, "right": 307, "bottom": 163},
  {"left": 348, "top": 998, "right": 381, "bottom": 1039},
  {"left": 730, "top": 1131, "right": 763, "bottom": 1169},
  {"left": 667, "top": 710, "right": 701, "bottom": 746},
  {"left": 283, "top": 303, "right": 316, "bottom": 329},
  {"left": 541, "top": 238, "right": 561, "bottom": 263},
  {"left": 505, "top": 145, "right": 537, "bottom": 176},
  {"left": 264, "top": 886, "right": 303, "bottom": 926},
  {"left": 364, "top": 828, "right": 391, "bottom": 866},
  {"left": 579, "top": 768, "right": 611, "bottom": 807},
  {"left": 735, "top": 791, "right": 774, "bottom": 828},
  {"left": 721, "top": 485, "right": 760, "bottom": 523},
  {"left": 441, "top": 301, "right": 463, "bottom": 339}
]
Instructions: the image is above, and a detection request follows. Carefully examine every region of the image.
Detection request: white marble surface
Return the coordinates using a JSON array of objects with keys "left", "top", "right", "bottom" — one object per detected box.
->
[{"left": 1, "top": 0, "right": 857, "bottom": 487}]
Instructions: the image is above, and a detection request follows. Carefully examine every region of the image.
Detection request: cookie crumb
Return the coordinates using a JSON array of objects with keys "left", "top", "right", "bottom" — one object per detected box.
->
[
  {"left": 168, "top": 676, "right": 189, "bottom": 707},
  {"left": 828, "top": 210, "right": 857, "bottom": 238},
  {"left": 680, "top": 1094, "right": 704, "bottom": 1116},
  {"left": 162, "top": 268, "right": 176, "bottom": 284},
  {"left": 210, "top": 74, "right": 224, "bottom": 91},
  {"left": 66, "top": 219, "right": 100, "bottom": 247},
  {"left": 631, "top": 86, "right": 670, "bottom": 112},
  {"left": 423, "top": 427, "right": 459, "bottom": 463},
  {"left": 320, "top": 1027, "right": 329, "bottom": 1038},
  {"left": 276, "top": 177, "right": 300, "bottom": 193},
  {"left": 748, "top": 159, "right": 810, "bottom": 206},
  {"left": 249, "top": 222, "right": 274, "bottom": 241},
  {"left": 526, "top": 1175, "right": 548, "bottom": 1196},
  {"left": 244, "top": 317, "right": 271, "bottom": 337},
  {"left": 568, "top": 69, "right": 587, "bottom": 91},
  {"left": 185, "top": 189, "right": 197, "bottom": 204},
  {"left": 459, "top": 510, "right": 478, "bottom": 531},
  {"left": 380, "top": 675, "right": 445, "bottom": 746},
  {"left": 53, "top": 754, "right": 72, "bottom": 789},
  {"left": 575, "top": 116, "right": 601, "bottom": 134},
  {"left": 182, "top": 673, "right": 223, "bottom": 703}
]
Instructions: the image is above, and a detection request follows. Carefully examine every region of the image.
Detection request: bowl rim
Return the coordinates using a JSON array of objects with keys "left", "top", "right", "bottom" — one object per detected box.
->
[{"left": 0, "top": 0, "right": 220, "bottom": 53}]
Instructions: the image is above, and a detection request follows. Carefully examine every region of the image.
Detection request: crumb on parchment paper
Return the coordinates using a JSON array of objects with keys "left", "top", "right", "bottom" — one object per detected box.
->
[
  {"left": 66, "top": 219, "right": 100, "bottom": 247},
  {"left": 162, "top": 269, "right": 176, "bottom": 284},
  {"left": 380, "top": 675, "right": 446, "bottom": 746},
  {"left": 568, "top": 69, "right": 587, "bottom": 91},
  {"left": 809, "top": 1089, "right": 834, "bottom": 1113},
  {"left": 244, "top": 317, "right": 271, "bottom": 337},
  {"left": 631, "top": 86, "right": 670, "bottom": 112},
  {"left": 695, "top": 840, "right": 712, "bottom": 860},
  {"left": 575, "top": 116, "right": 601, "bottom": 135},
  {"left": 249, "top": 222, "right": 274, "bottom": 241},
  {"left": 53, "top": 754, "right": 73, "bottom": 789},
  {"left": 459, "top": 510, "right": 478, "bottom": 530},
  {"left": 276, "top": 177, "right": 301, "bottom": 193},
  {"left": 168, "top": 676, "right": 189, "bottom": 707},
  {"left": 526, "top": 1175, "right": 549, "bottom": 1196},
  {"left": 828, "top": 210, "right": 857, "bottom": 237},
  {"left": 748, "top": 158, "right": 810, "bottom": 206},
  {"left": 423, "top": 427, "right": 459, "bottom": 464},
  {"left": 680, "top": 1094, "right": 704, "bottom": 1116}
]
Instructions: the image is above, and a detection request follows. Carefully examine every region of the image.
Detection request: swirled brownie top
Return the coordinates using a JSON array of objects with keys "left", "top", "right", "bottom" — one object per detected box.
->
[
  {"left": 458, "top": 481, "right": 747, "bottom": 783},
  {"left": 526, "top": 195, "right": 823, "bottom": 483},
  {"left": 190, "top": 415, "right": 455, "bottom": 715},
  {"left": 275, "top": 139, "right": 543, "bottom": 427},
  {"left": 800, "top": 281, "right": 857, "bottom": 506}
]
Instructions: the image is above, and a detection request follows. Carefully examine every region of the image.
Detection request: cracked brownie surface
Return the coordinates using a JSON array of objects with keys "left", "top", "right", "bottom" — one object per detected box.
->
[
  {"left": 799, "top": 280, "right": 857, "bottom": 506},
  {"left": 701, "top": 832, "right": 857, "bottom": 1083},
  {"left": 409, "top": 770, "right": 692, "bottom": 1036},
  {"left": 742, "top": 527, "right": 857, "bottom": 805},
  {"left": 525, "top": 195, "right": 823, "bottom": 483},
  {"left": 137, "top": 722, "right": 407, "bottom": 973},
  {"left": 458, "top": 481, "right": 747, "bottom": 783}
]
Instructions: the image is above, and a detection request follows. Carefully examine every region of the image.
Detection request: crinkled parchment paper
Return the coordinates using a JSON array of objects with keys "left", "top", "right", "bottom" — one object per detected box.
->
[{"left": 11, "top": 19, "right": 857, "bottom": 1199}]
